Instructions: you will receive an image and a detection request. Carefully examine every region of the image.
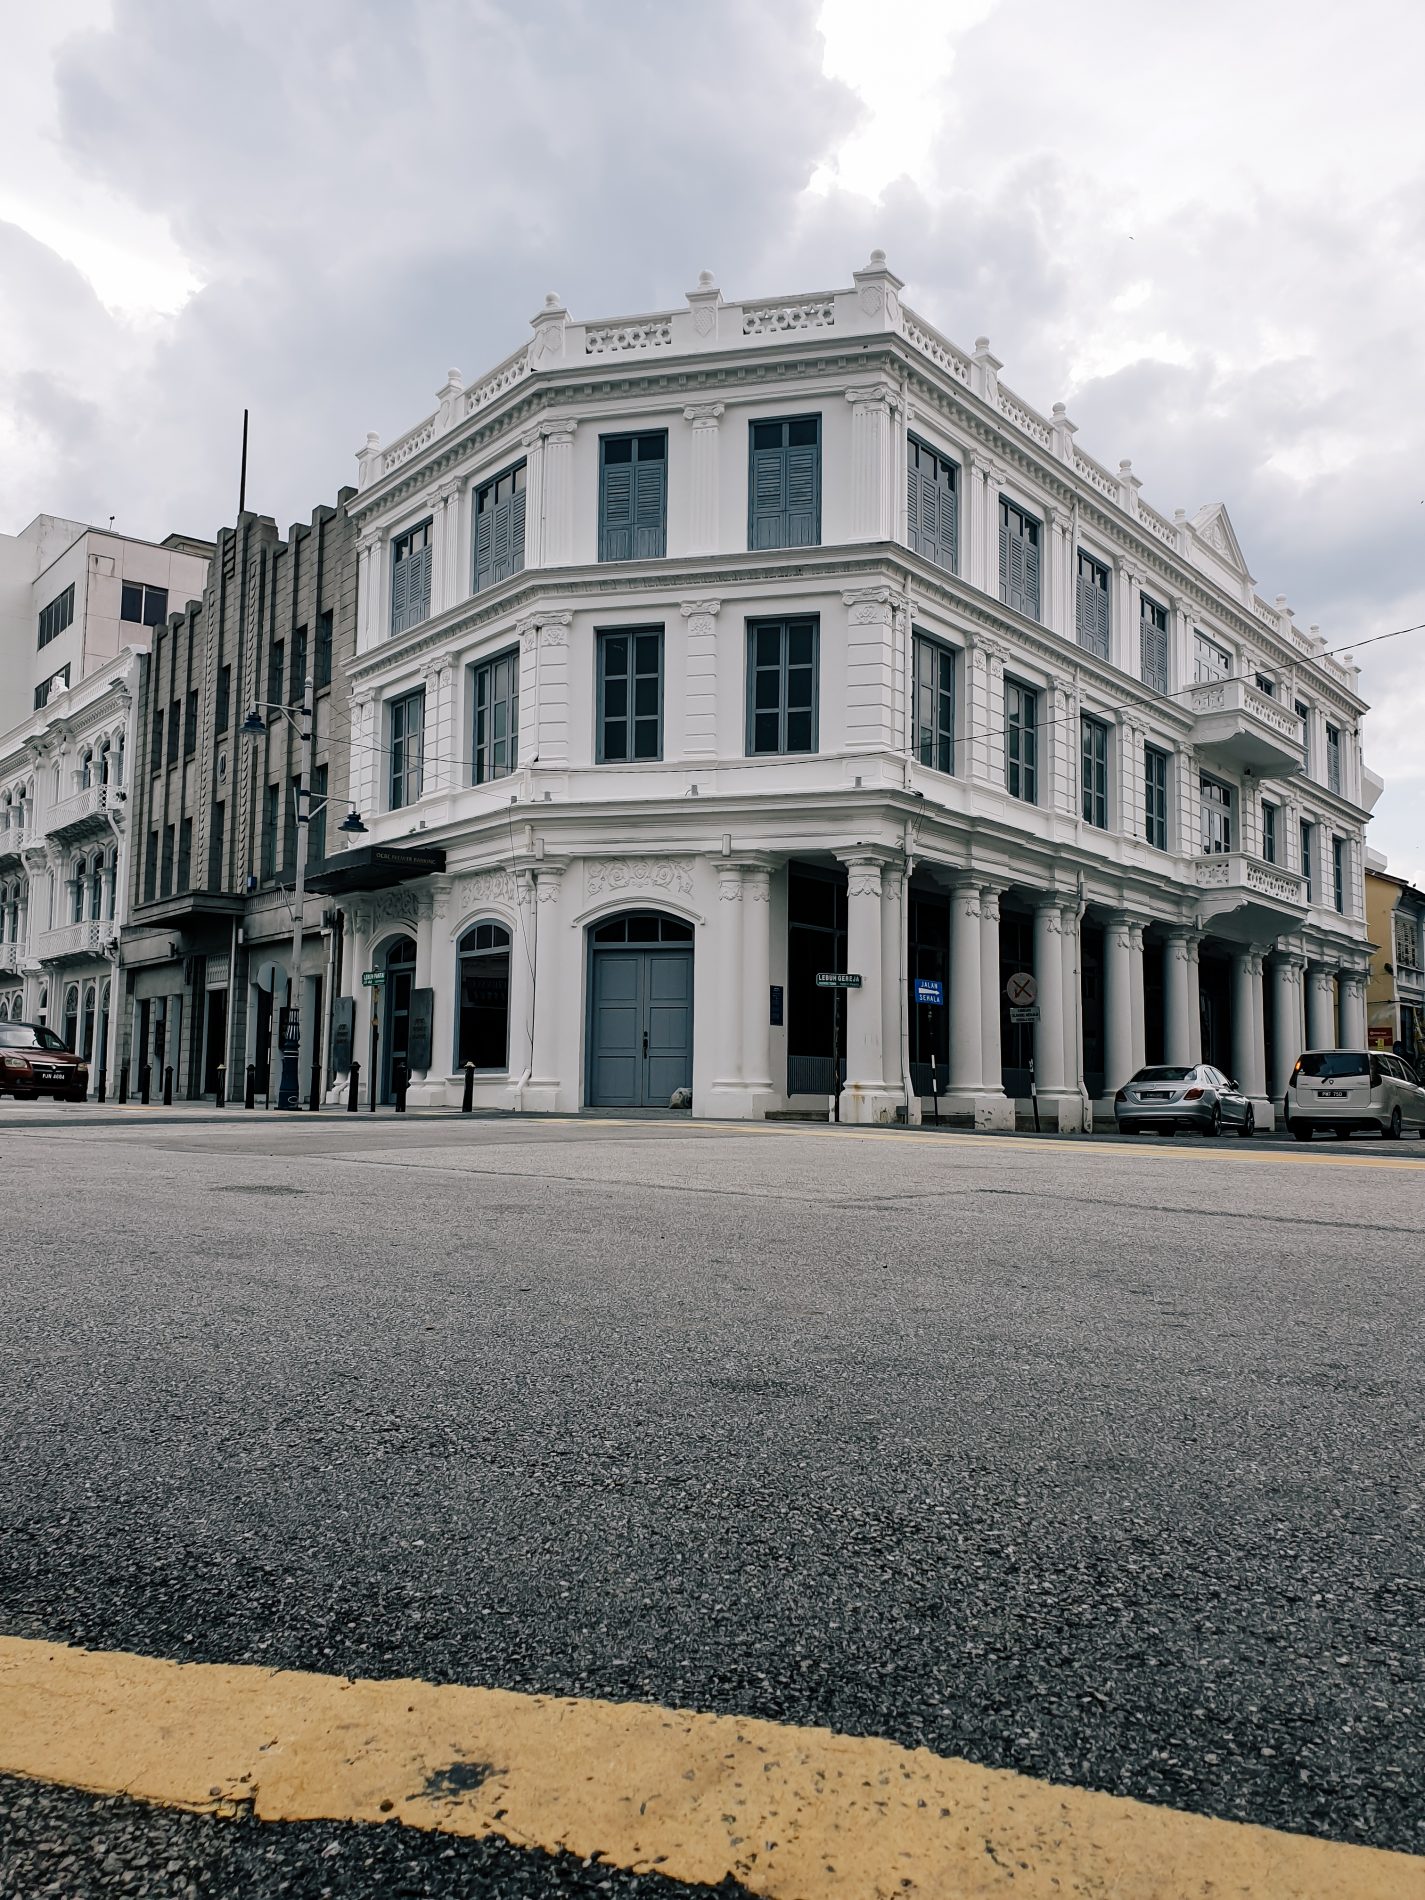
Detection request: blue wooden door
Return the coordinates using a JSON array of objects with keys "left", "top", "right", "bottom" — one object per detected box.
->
[{"left": 589, "top": 949, "right": 693, "bottom": 1107}]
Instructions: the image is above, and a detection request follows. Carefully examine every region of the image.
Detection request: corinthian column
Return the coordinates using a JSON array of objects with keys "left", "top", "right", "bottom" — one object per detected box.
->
[
  {"left": 709, "top": 862, "right": 744, "bottom": 1110},
  {"left": 838, "top": 853, "right": 889, "bottom": 1123},
  {"left": 525, "top": 865, "right": 568, "bottom": 1111},
  {"left": 1032, "top": 898, "right": 1067, "bottom": 1094},
  {"left": 1103, "top": 912, "right": 1135, "bottom": 1096},
  {"left": 947, "top": 880, "right": 982, "bottom": 1095}
]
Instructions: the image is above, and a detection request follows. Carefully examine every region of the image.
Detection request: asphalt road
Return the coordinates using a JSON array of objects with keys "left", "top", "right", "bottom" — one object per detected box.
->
[{"left": 1, "top": 1114, "right": 1421, "bottom": 1895}]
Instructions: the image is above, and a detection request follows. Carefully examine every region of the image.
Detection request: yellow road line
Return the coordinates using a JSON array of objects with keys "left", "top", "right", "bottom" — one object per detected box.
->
[{"left": 0, "top": 1637, "right": 1416, "bottom": 1898}]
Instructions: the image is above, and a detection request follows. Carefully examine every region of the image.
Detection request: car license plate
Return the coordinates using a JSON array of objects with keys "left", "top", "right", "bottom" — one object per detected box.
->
[
  {"left": 1318, "top": 1089, "right": 1347, "bottom": 1098},
  {"left": 1140, "top": 1091, "right": 1169, "bottom": 1100}
]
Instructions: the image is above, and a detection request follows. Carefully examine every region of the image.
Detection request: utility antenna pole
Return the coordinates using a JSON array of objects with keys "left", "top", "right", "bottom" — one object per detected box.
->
[{"left": 238, "top": 408, "right": 249, "bottom": 515}]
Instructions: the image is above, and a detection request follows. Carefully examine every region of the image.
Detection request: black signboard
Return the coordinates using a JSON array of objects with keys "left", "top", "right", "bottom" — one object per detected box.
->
[
  {"left": 331, "top": 995, "right": 355, "bottom": 1074},
  {"left": 407, "top": 986, "right": 434, "bottom": 1073},
  {"left": 769, "top": 984, "right": 784, "bottom": 1027}
]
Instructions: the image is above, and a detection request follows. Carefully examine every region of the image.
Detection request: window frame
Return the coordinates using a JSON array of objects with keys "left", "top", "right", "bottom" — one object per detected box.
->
[
  {"left": 456, "top": 920, "right": 513, "bottom": 1072},
  {"left": 596, "top": 626, "right": 664, "bottom": 764},
  {"left": 1144, "top": 743, "right": 1170, "bottom": 850},
  {"left": 1193, "top": 631, "right": 1232, "bottom": 684},
  {"left": 37, "top": 583, "right": 75, "bottom": 650},
  {"left": 1140, "top": 593, "right": 1170, "bottom": 695},
  {"left": 998, "top": 496, "right": 1042, "bottom": 621},
  {"left": 912, "top": 631, "right": 957, "bottom": 776},
  {"left": 120, "top": 581, "right": 168, "bottom": 628},
  {"left": 1004, "top": 678, "right": 1039, "bottom": 804},
  {"left": 1332, "top": 835, "right": 1346, "bottom": 913},
  {"left": 745, "top": 617, "right": 820, "bottom": 757},
  {"left": 1080, "top": 713, "right": 1109, "bottom": 829},
  {"left": 1075, "top": 550, "right": 1111, "bottom": 659},
  {"left": 598, "top": 431, "right": 668, "bottom": 563},
  {"left": 1326, "top": 722, "right": 1342, "bottom": 794},
  {"left": 1199, "top": 772, "right": 1234, "bottom": 854},
  {"left": 906, "top": 433, "right": 959, "bottom": 575},
  {"left": 1261, "top": 799, "right": 1278, "bottom": 865},
  {"left": 472, "top": 646, "right": 520, "bottom": 786},
  {"left": 1300, "top": 819, "right": 1315, "bottom": 903},
  {"left": 472, "top": 462, "right": 527, "bottom": 594},
  {"left": 387, "top": 686, "right": 426, "bottom": 811},
  {"left": 747, "top": 414, "right": 822, "bottom": 552},
  {"left": 390, "top": 516, "right": 434, "bottom": 634}
]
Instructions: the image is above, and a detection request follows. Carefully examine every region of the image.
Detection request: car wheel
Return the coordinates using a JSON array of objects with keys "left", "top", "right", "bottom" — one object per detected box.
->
[
  {"left": 1239, "top": 1105, "right": 1255, "bottom": 1139},
  {"left": 1292, "top": 1121, "right": 1312, "bottom": 1141},
  {"left": 1206, "top": 1104, "right": 1222, "bottom": 1138},
  {"left": 1385, "top": 1106, "right": 1403, "bottom": 1140}
]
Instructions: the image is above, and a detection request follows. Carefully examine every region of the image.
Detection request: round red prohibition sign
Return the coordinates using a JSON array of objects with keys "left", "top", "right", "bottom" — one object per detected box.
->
[{"left": 1006, "top": 970, "right": 1038, "bottom": 1007}]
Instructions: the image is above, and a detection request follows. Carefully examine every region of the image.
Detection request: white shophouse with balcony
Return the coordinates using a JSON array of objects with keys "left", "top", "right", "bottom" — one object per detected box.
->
[{"left": 319, "top": 256, "right": 1377, "bottom": 1126}]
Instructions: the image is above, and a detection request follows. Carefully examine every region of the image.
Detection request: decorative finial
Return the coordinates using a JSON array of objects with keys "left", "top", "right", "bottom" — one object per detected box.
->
[
  {"left": 975, "top": 335, "right": 990, "bottom": 353},
  {"left": 869, "top": 248, "right": 887, "bottom": 268},
  {"left": 698, "top": 270, "right": 715, "bottom": 287},
  {"left": 543, "top": 292, "right": 561, "bottom": 310}
]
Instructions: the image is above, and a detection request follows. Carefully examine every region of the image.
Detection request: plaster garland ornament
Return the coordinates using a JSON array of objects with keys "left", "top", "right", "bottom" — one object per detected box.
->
[
  {"left": 367, "top": 889, "right": 419, "bottom": 928},
  {"left": 456, "top": 867, "right": 517, "bottom": 908},
  {"left": 586, "top": 857, "right": 694, "bottom": 899}
]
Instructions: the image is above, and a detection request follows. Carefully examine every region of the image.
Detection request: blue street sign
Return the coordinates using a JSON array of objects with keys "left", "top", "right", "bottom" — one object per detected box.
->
[{"left": 914, "top": 978, "right": 944, "bottom": 1006}]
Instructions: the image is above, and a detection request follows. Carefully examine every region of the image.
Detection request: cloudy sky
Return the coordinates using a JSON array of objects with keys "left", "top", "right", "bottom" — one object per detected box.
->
[{"left": 3, "top": 0, "right": 1422, "bottom": 880}]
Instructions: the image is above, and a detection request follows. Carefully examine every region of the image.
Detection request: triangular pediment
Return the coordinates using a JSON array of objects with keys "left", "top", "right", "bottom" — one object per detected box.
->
[{"left": 1190, "top": 503, "right": 1253, "bottom": 580}]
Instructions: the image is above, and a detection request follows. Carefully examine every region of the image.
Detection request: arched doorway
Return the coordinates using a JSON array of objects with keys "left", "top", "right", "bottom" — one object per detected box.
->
[
  {"left": 586, "top": 910, "right": 693, "bottom": 1108},
  {"left": 381, "top": 935, "right": 417, "bottom": 1102}
]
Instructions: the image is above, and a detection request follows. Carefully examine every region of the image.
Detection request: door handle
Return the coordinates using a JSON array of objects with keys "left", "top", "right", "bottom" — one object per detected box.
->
[{"left": 642, "top": 1029, "right": 649, "bottom": 1058}]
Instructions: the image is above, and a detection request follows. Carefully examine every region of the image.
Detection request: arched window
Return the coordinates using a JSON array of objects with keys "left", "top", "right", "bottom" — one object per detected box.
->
[
  {"left": 80, "top": 749, "right": 93, "bottom": 789},
  {"left": 81, "top": 983, "right": 96, "bottom": 1061},
  {"left": 62, "top": 984, "right": 79, "bottom": 1049},
  {"left": 37, "top": 984, "right": 47, "bottom": 1025},
  {"left": 70, "top": 864, "right": 85, "bottom": 924},
  {"left": 89, "top": 853, "right": 104, "bottom": 920},
  {"left": 456, "top": 921, "right": 512, "bottom": 1070}
]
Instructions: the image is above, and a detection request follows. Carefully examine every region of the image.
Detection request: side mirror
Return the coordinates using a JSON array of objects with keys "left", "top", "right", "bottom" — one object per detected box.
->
[{"left": 1230, "top": 1079, "right": 1242, "bottom": 1093}]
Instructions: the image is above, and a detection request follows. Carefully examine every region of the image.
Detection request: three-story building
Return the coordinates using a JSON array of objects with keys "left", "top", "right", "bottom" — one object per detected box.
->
[{"left": 316, "top": 255, "right": 1376, "bottom": 1126}]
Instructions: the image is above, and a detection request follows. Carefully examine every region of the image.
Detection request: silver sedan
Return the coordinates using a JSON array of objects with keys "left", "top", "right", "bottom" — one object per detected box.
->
[{"left": 1114, "top": 1064, "right": 1255, "bottom": 1138}]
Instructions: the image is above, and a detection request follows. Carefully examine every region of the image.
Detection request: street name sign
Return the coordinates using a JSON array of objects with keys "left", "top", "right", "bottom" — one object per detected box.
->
[
  {"left": 361, "top": 971, "right": 387, "bottom": 988},
  {"left": 914, "top": 978, "right": 944, "bottom": 1006},
  {"left": 816, "top": 972, "right": 862, "bottom": 988},
  {"left": 1006, "top": 971, "right": 1037, "bottom": 1007},
  {"left": 1010, "top": 1005, "right": 1040, "bottom": 1024}
]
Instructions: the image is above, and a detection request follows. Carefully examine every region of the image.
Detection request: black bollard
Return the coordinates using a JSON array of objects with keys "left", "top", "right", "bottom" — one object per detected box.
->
[
  {"left": 118, "top": 1066, "right": 128, "bottom": 1105},
  {"left": 245, "top": 1062, "right": 256, "bottom": 1110},
  {"left": 162, "top": 1065, "right": 173, "bottom": 1107},
  {"left": 215, "top": 1063, "right": 225, "bottom": 1107},
  {"left": 96, "top": 1071, "right": 106, "bottom": 1105},
  {"left": 393, "top": 1060, "right": 408, "bottom": 1114},
  {"left": 139, "top": 1063, "right": 151, "bottom": 1106},
  {"left": 347, "top": 1060, "right": 360, "bottom": 1113},
  {"left": 461, "top": 1061, "right": 475, "bottom": 1113},
  {"left": 308, "top": 1064, "right": 321, "bottom": 1113}
]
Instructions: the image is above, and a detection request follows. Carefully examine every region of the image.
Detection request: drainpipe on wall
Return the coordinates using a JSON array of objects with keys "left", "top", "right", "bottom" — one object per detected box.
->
[
  {"left": 512, "top": 862, "right": 537, "bottom": 1112},
  {"left": 900, "top": 808, "right": 922, "bottom": 1125},
  {"left": 1073, "top": 871, "right": 1091, "bottom": 1129}
]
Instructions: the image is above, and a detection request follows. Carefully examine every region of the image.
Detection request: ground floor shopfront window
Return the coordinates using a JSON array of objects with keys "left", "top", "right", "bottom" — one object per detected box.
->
[
  {"left": 786, "top": 863, "right": 846, "bottom": 1095},
  {"left": 457, "top": 922, "right": 511, "bottom": 1071}
]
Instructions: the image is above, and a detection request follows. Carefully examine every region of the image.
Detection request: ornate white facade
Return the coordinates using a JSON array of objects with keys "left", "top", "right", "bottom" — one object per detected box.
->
[{"left": 326, "top": 256, "right": 1376, "bottom": 1127}]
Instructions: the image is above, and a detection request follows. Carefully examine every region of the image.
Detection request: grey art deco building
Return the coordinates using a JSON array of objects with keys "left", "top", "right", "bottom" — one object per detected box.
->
[{"left": 121, "top": 492, "right": 358, "bottom": 1100}]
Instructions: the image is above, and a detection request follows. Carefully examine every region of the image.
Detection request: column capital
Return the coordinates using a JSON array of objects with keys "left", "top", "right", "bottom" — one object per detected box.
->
[
  {"left": 683, "top": 401, "right": 725, "bottom": 426},
  {"left": 538, "top": 417, "right": 578, "bottom": 443},
  {"left": 844, "top": 379, "right": 899, "bottom": 411},
  {"left": 679, "top": 598, "right": 722, "bottom": 618},
  {"left": 841, "top": 584, "right": 905, "bottom": 620}
]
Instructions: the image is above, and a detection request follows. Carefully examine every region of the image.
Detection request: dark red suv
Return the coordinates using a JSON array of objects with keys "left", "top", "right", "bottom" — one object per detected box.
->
[{"left": 0, "top": 1021, "right": 89, "bottom": 1102}]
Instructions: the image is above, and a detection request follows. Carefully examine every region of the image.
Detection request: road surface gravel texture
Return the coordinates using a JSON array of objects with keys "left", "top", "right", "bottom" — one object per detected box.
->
[{"left": 0, "top": 1114, "right": 1420, "bottom": 1896}]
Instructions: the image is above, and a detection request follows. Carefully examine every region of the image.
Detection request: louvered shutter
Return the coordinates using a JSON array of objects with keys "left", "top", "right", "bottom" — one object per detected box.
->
[
  {"left": 998, "top": 522, "right": 1011, "bottom": 601},
  {"left": 391, "top": 550, "right": 410, "bottom": 632},
  {"left": 938, "top": 476, "right": 957, "bottom": 572},
  {"left": 474, "top": 505, "right": 494, "bottom": 591},
  {"left": 907, "top": 465, "right": 922, "bottom": 557},
  {"left": 750, "top": 445, "right": 787, "bottom": 549},
  {"left": 1141, "top": 617, "right": 1168, "bottom": 694},
  {"left": 412, "top": 543, "right": 431, "bottom": 622},
  {"left": 1021, "top": 535, "right": 1040, "bottom": 619},
  {"left": 786, "top": 442, "right": 819, "bottom": 547},
  {"left": 1077, "top": 571, "right": 1109, "bottom": 658},
  {"left": 489, "top": 495, "right": 512, "bottom": 583},
  {"left": 508, "top": 485, "right": 526, "bottom": 577},
  {"left": 601, "top": 462, "right": 635, "bottom": 561},
  {"left": 633, "top": 456, "right": 666, "bottom": 559}
]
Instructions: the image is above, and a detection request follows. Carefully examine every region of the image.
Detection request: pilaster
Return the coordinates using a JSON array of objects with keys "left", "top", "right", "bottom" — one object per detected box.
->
[
  {"left": 841, "top": 587, "right": 901, "bottom": 753},
  {"left": 679, "top": 600, "right": 721, "bottom": 759},
  {"left": 683, "top": 403, "right": 724, "bottom": 555},
  {"left": 539, "top": 419, "right": 578, "bottom": 566},
  {"left": 845, "top": 381, "right": 898, "bottom": 542}
]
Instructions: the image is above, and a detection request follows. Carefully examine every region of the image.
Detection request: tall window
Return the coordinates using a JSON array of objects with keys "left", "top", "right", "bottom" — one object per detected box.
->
[
  {"left": 160, "top": 823, "right": 175, "bottom": 897},
  {"left": 1075, "top": 552, "right": 1110, "bottom": 658},
  {"left": 1394, "top": 915, "right": 1419, "bottom": 970},
  {"left": 1300, "top": 819, "right": 1315, "bottom": 902},
  {"left": 37, "top": 584, "right": 75, "bottom": 649},
  {"left": 1005, "top": 681, "right": 1038, "bottom": 802},
  {"left": 391, "top": 519, "right": 433, "bottom": 633},
  {"left": 309, "top": 763, "right": 328, "bottom": 866},
  {"left": 1199, "top": 774, "right": 1233, "bottom": 853},
  {"left": 388, "top": 688, "right": 425, "bottom": 809},
  {"left": 473, "top": 464, "right": 526, "bottom": 592},
  {"left": 262, "top": 783, "right": 280, "bottom": 878},
  {"left": 1255, "top": 672, "right": 1276, "bottom": 697},
  {"left": 215, "top": 664, "right": 231, "bottom": 734},
  {"left": 1081, "top": 715, "right": 1109, "bottom": 828},
  {"left": 1140, "top": 595, "right": 1169, "bottom": 694},
  {"left": 315, "top": 609, "right": 333, "bottom": 688},
  {"left": 746, "top": 618, "right": 818, "bottom": 755},
  {"left": 208, "top": 803, "right": 225, "bottom": 887},
  {"left": 1144, "top": 744, "right": 1169, "bottom": 850},
  {"left": 597, "top": 628, "right": 663, "bottom": 762},
  {"left": 913, "top": 633, "right": 956, "bottom": 774},
  {"left": 1326, "top": 722, "right": 1342, "bottom": 793},
  {"left": 1194, "top": 632, "right": 1231, "bottom": 683},
  {"left": 176, "top": 817, "right": 192, "bottom": 894},
  {"left": 1294, "top": 700, "right": 1311, "bottom": 774},
  {"left": 121, "top": 581, "right": 168, "bottom": 627},
  {"left": 998, "top": 499, "right": 1041, "bottom": 620},
  {"left": 183, "top": 689, "right": 198, "bottom": 756},
  {"left": 1332, "top": 835, "right": 1346, "bottom": 913},
  {"left": 291, "top": 625, "right": 308, "bottom": 699},
  {"left": 456, "top": 921, "right": 512, "bottom": 1070},
  {"left": 907, "top": 436, "right": 958, "bottom": 573},
  {"left": 472, "top": 649, "right": 519, "bottom": 784},
  {"left": 144, "top": 831, "right": 158, "bottom": 902},
  {"left": 748, "top": 417, "right": 820, "bottom": 550},
  {"left": 267, "top": 638, "right": 285, "bottom": 709},
  {"left": 599, "top": 433, "right": 667, "bottom": 562},
  {"left": 1262, "top": 800, "right": 1278, "bottom": 865},
  {"left": 283, "top": 774, "right": 299, "bottom": 873},
  {"left": 166, "top": 699, "right": 181, "bottom": 767},
  {"left": 150, "top": 709, "right": 163, "bottom": 775}
]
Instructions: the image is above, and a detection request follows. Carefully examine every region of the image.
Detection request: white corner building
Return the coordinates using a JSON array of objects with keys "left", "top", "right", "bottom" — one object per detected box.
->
[
  {"left": 323, "top": 256, "right": 1377, "bottom": 1127},
  {"left": 0, "top": 515, "right": 211, "bottom": 1078}
]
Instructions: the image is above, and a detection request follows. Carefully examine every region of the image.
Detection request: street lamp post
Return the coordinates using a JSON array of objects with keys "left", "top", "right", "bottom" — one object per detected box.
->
[{"left": 241, "top": 679, "right": 366, "bottom": 1111}]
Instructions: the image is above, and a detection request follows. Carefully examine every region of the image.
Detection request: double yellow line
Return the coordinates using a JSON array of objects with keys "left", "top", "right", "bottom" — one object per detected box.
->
[{"left": 1, "top": 1637, "right": 1416, "bottom": 1897}]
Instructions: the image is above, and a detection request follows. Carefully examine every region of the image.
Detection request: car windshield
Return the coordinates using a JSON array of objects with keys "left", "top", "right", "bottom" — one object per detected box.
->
[
  {"left": 1133, "top": 1066, "right": 1193, "bottom": 1083},
  {"left": 0, "top": 1023, "right": 68, "bottom": 1052},
  {"left": 1298, "top": 1052, "right": 1369, "bottom": 1079}
]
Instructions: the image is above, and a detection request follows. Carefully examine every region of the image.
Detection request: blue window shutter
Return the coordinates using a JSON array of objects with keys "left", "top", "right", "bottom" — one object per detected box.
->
[
  {"left": 998, "top": 521, "right": 1011, "bottom": 601},
  {"left": 489, "top": 495, "right": 513, "bottom": 582},
  {"left": 391, "top": 549, "right": 409, "bottom": 631},
  {"left": 906, "top": 463, "right": 921, "bottom": 556},
  {"left": 413, "top": 544, "right": 431, "bottom": 620},
  {"left": 509, "top": 485, "right": 526, "bottom": 577},
  {"left": 938, "top": 475, "right": 957, "bottom": 571},
  {"left": 750, "top": 445, "right": 787, "bottom": 549},
  {"left": 474, "top": 506, "right": 494, "bottom": 589},
  {"left": 785, "top": 443, "right": 819, "bottom": 546},
  {"left": 633, "top": 457, "right": 666, "bottom": 558},
  {"left": 601, "top": 462, "right": 635, "bottom": 561},
  {"left": 1022, "top": 536, "right": 1040, "bottom": 618}
]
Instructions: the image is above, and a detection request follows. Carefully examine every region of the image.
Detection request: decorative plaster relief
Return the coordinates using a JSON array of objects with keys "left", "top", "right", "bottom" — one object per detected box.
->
[{"left": 587, "top": 858, "right": 694, "bottom": 901}]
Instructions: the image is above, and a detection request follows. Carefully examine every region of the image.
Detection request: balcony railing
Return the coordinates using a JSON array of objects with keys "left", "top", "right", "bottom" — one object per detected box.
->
[
  {"left": 0, "top": 940, "right": 30, "bottom": 973},
  {"left": 44, "top": 782, "right": 119, "bottom": 839},
  {"left": 34, "top": 918, "right": 116, "bottom": 962},
  {"left": 1192, "top": 851, "right": 1306, "bottom": 908},
  {"left": 1189, "top": 678, "right": 1305, "bottom": 779}
]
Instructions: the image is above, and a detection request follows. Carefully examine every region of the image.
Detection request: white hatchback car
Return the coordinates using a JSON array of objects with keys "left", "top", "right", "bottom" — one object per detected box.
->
[{"left": 1285, "top": 1049, "right": 1425, "bottom": 1141}]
